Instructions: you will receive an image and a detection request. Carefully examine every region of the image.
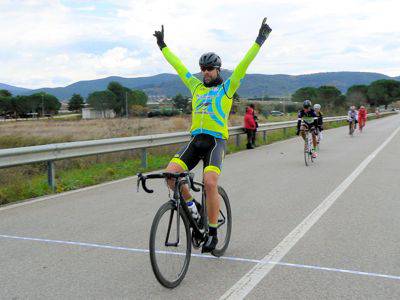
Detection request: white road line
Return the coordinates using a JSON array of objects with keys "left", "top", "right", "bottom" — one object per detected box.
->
[
  {"left": 1, "top": 234, "right": 400, "bottom": 282},
  {"left": 220, "top": 123, "right": 400, "bottom": 299},
  {"left": 0, "top": 234, "right": 259, "bottom": 264}
]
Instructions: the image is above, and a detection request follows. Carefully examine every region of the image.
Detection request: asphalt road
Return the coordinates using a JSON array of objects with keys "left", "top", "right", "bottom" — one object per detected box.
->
[{"left": 1, "top": 114, "right": 399, "bottom": 299}]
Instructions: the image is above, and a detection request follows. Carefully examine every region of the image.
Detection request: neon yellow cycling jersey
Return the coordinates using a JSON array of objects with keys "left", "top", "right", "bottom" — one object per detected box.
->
[{"left": 162, "top": 43, "right": 260, "bottom": 139}]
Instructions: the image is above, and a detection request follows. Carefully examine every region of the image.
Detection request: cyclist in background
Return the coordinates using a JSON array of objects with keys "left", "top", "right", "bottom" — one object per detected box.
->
[
  {"left": 348, "top": 105, "right": 358, "bottom": 134},
  {"left": 153, "top": 18, "right": 272, "bottom": 253},
  {"left": 314, "top": 103, "right": 323, "bottom": 145},
  {"left": 358, "top": 105, "right": 367, "bottom": 132},
  {"left": 297, "top": 100, "right": 319, "bottom": 158}
]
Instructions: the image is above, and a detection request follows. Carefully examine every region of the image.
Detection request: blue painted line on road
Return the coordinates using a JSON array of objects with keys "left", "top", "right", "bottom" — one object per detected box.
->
[{"left": 1, "top": 233, "right": 400, "bottom": 282}]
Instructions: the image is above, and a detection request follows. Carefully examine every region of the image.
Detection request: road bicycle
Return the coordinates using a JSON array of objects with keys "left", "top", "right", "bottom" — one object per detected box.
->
[
  {"left": 316, "top": 128, "right": 323, "bottom": 150},
  {"left": 358, "top": 119, "right": 366, "bottom": 133},
  {"left": 137, "top": 171, "right": 231, "bottom": 288},
  {"left": 348, "top": 119, "right": 355, "bottom": 136},
  {"left": 301, "top": 125, "right": 315, "bottom": 166}
]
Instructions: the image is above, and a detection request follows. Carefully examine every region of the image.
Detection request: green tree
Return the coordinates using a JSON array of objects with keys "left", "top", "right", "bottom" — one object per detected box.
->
[
  {"left": 291, "top": 87, "right": 318, "bottom": 102},
  {"left": 68, "top": 93, "right": 85, "bottom": 112},
  {"left": 172, "top": 93, "right": 189, "bottom": 111},
  {"left": 10, "top": 96, "right": 30, "bottom": 117},
  {"left": 0, "top": 90, "right": 13, "bottom": 115},
  {"left": 129, "top": 89, "right": 148, "bottom": 107},
  {"left": 107, "top": 82, "right": 148, "bottom": 116},
  {"left": 0, "top": 89, "right": 12, "bottom": 97},
  {"left": 0, "top": 96, "right": 12, "bottom": 115},
  {"left": 87, "top": 91, "right": 117, "bottom": 113},
  {"left": 107, "top": 81, "right": 126, "bottom": 116},
  {"left": 316, "top": 85, "right": 343, "bottom": 109},
  {"left": 367, "top": 79, "right": 400, "bottom": 107},
  {"left": 346, "top": 85, "right": 369, "bottom": 107},
  {"left": 29, "top": 93, "right": 62, "bottom": 116},
  {"left": 233, "top": 92, "right": 240, "bottom": 101}
]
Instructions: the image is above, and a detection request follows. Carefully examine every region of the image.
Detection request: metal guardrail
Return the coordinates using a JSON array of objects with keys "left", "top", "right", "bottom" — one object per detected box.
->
[{"left": 0, "top": 111, "right": 395, "bottom": 190}]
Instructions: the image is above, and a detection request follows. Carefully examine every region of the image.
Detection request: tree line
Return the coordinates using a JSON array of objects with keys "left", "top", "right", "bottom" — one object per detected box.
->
[
  {"left": 0, "top": 90, "right": 61, "bottom": 118},
  {"left": 0, "top": 81, "right": 150, "bottom": 118},
  {"left": 291, "top": 79, "right": 400, "bottom": 110},
  {"left": 2, "top": 78, "right": 398, "bottom": 118}
]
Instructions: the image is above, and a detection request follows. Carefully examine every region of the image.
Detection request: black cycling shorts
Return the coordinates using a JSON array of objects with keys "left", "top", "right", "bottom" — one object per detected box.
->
[
  {"left": 300, "top": 123, "right": 317, "bottom": 134},
  {"left": 170, "top": 134, "right": 226, "bottom": 175}
]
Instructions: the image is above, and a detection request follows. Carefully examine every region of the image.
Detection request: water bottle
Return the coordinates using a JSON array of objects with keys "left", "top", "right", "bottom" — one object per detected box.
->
[{"left": 187, "top": 201, "right": 199, "bottom": 220}]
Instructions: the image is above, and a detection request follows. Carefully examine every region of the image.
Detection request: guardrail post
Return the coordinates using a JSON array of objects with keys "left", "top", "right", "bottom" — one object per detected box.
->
[
  {"left": 235, "top": 134, "right": 241, "bottom": 147},
  {"left": 263, "top": 131, "right": 267, "bottom": 143},
  {"left": 283, "top": 127, "right": 287, "bottom": 137},
  {"left": 141, "top": 148, "right": 148, "bottom": 168},
  {"left": 47, "top": 160, "right": 56, "bottom": 191}
]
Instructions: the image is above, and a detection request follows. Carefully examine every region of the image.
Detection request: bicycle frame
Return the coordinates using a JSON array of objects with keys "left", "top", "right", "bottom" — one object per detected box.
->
[
  {"left": 305, "top": 131, "right": 312, "bottom": 153},
  {"left": 349, "top": 119, "right": 355, "bottom": 135},
  {"left": 164, "top": 177, "right": 207, "bottom": 248},
  {"left": 301, "top": 124, "right": 313, "bottom": 152}
]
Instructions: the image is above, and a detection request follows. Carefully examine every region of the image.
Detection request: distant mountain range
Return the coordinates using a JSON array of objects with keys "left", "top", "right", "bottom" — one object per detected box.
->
[{"left": 2, "top": 71, "right": 399, "bottom": 101}]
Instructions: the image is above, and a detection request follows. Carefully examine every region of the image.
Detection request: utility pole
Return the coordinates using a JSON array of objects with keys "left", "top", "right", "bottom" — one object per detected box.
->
[
  {"left": 125, "top": 91, "right": 128, "bottom": 118},
  {"left": 41, "top": 93, "right": 45, "bottom": 117}
]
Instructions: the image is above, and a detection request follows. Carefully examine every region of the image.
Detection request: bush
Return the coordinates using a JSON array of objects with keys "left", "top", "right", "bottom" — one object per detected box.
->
[
  {"left": 130, "top": 105, "right": 149, "bottom": 117},
  {"left": 148, "top": 108, "right": 181, "bottom": 117}
]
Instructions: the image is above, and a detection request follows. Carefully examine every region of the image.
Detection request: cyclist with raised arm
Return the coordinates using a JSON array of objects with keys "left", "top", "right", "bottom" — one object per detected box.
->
[
  {"left": 153, "top": 18, "right": 272, "bottom": 253},
  {"left": 314, "top": 103, "right": 323, "bottom": 144},
  {"left": 296, "top": 100, "right": 319, "bottom": 158}
]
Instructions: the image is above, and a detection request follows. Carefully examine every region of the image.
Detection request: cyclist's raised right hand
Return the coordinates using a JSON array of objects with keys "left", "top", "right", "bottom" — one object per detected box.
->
[
  {"left": 153, "top": 25, "right": 166, "bottom": 50},
  {"left": 255, "top": 17, "right": 272, "bottom": 46}
]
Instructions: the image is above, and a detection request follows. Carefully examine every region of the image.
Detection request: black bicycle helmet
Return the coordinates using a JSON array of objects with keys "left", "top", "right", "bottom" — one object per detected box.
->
[
  {"left": 303, "top": 99, "right": 312, "bottom": 108},
  {"left": 199, "top": 52, "right": 221, "bottom": 68}
]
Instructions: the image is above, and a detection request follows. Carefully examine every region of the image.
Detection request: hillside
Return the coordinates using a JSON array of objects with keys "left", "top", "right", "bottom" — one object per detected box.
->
[{"left": 1, "top": 71, "right": 398, "bottom": 100}]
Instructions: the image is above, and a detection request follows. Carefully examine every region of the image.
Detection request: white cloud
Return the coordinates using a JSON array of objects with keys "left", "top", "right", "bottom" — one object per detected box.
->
[{"left": 0, "top": 0, "right": 399, "bottom": 88}]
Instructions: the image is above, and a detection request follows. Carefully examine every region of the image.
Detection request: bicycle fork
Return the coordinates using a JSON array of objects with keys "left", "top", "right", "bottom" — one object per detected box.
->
[
  {"left": 304, "top": 134, "right": 311, "bottom": 153},
  {"left": 165, "top": 200, "right": 180, "bottom": 247},
  {"left": 164, "top": 178, "right": 183, "bottom": 247},
  {"left": 164, "top": 178, "right": 204, "bottom": 247}
]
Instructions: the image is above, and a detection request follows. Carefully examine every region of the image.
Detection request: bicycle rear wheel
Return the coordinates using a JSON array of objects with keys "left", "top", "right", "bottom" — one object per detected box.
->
[
  {"left": 304, "top": 136, "right": 309, "bottom": 166},
  {"left": 211, "top": 186, "right": 232, "bottom": 257},
  {"left": 349, "top": 122, "right": 354, "bottom": 136},
  {"left": 149, "top": 201, "right": 191, "bottom": 288}
]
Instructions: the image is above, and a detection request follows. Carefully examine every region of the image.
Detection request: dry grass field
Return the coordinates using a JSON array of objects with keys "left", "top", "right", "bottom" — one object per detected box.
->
[
  {"left": 0, "top": 116, "right": 190, "bottom": 145},
  {"left": 0, "top": 113, "right": 269, "bottom": 148}
]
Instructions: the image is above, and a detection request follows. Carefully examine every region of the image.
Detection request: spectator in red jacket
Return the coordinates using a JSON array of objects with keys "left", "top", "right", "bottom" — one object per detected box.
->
[
  {"left": 250, "top": 103, "right": 259, "bottom": 146},
  {"left": 244, "top": 106, "right": 256, "bottom": 149}
]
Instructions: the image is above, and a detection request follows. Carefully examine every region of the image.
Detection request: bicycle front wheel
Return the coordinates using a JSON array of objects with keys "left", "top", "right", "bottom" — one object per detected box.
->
[
  {"left": 211, "top": 186, "right": 232, "bottom": 257},
  {"left": 149, "top": 201, "right": 191, "bottom": 288},
  {"left": 349, "top": 123, "right": 354, "bottom": 136},
  {"left": 304, "top": 137, "right": 309, "bottom": 166}
]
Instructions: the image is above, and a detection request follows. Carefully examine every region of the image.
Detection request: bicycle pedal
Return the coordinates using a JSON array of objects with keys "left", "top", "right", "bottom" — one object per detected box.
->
[{"left": 191, "top": 231, "right": 203, "bottom": 249}]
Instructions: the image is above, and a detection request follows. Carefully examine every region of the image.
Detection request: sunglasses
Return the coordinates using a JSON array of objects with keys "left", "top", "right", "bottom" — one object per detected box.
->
[{"left": 200, "top": 66, "right": 217, "bottom": 72}]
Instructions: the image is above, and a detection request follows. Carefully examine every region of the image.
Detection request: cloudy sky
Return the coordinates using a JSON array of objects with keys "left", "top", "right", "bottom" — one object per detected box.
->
[{"left": 1, "top": 0, "right": 399, "bottom": 88}]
